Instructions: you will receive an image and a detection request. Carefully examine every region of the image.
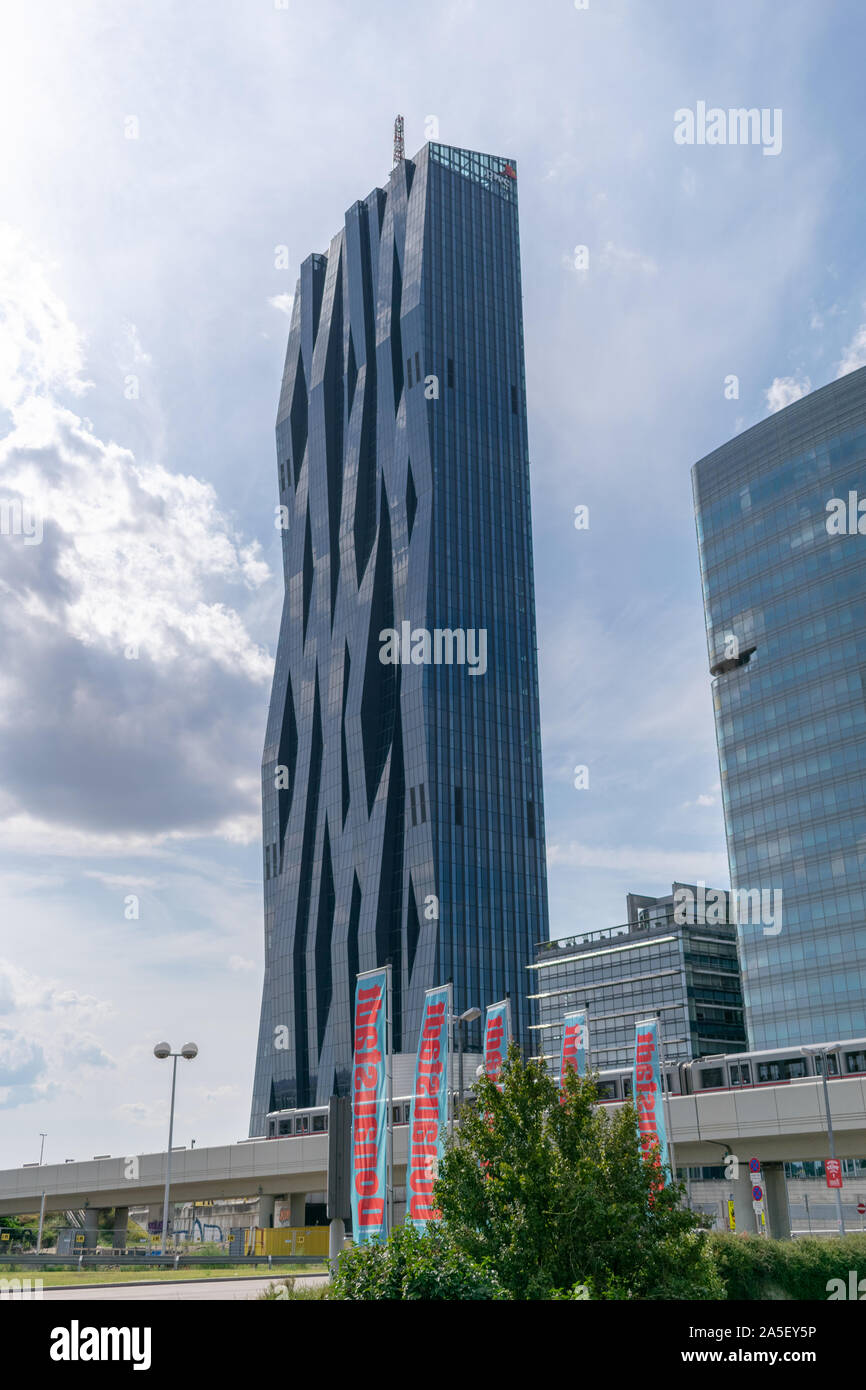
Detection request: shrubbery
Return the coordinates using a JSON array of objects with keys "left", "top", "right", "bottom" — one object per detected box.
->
[
  {"left": 331, "top": 1221, "right": 505, "bottom": 1300},
  {"left": 430, "top": 1046, "right": 722, "bottom": 1300},
  {"left": 711, "top": 1233, "right": 866, "bottom": 1301}
]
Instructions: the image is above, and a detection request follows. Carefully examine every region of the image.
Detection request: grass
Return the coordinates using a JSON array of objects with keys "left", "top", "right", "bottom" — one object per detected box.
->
[
  {"left": 5, "top": 1263, "right": 326, "bottom": 1287},
  {"left": 258, "top": 1276, "right": 330, "bottom": 1300}
]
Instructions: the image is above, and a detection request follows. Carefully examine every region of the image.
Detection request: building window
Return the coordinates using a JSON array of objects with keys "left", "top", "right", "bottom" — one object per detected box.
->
[
  {"left": 409, "top": 786, "right": 417, "bottom": 826},
  {"left": 447, "top": 357, "right": 454, "bottom": 388},
  {"left": 406, "top": 357, "right": 413, "bottom": 388},
  {"left": 511, "top": 385, "right": 518, "bottom": 415},
  {"left": 527, "top": 799, "right": 535, "bottom": 838},
  {"left": 454, "top": 785, "right": 463, "bottom": 825},
  {"left": 418, "top": 783, "right": 427, "bottom": 823},
  {"left": 415, "top": 350, "right": 421, "bottom": 382}
]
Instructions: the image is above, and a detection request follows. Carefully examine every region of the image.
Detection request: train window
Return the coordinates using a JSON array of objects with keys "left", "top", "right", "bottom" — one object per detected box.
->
[
  {"left": 845, "top": 1050, "right": 866, "bottom": 1074},
  {"left": 758, "top": 1058, "right": 807, "bottom": 1083},
  {"left": 730, "top": 1062, "right": 751, "bottom": 1086},
  {"left": 268, "top": 1121, "right": 275, "bottom": 1137},
  {"left": 700, "top": 1067, "right": 724, "bottom": 1089},
  {"left": 295, "top": 1116, "right": 309, "bottom": 1134},
  {"left": 622, "top": 1076, "right": 632, "bottom": 1098},
  {"left": 278, "top": 1120, "right": 291, "bottom": 1136},
  {"left": 595, "top": 1081, "right": 617, "bottom": 1101},
  {"left": 313, "top": 1115, "right": 326, "bottom": 1132},
  {"left": 815, "top": 1053, "right": 840, "bottom": 1077}
]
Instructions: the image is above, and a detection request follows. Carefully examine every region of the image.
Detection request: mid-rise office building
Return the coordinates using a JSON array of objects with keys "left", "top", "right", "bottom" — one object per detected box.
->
[
  {"left": 693, "top": 368, "right": 866, "bottom": 1049},
  {"left": 250, "top": 141, "right": 549, "bottom": 1130},
  {"left": 529, "top": 884, "right": 747, "bottom": 1072}
]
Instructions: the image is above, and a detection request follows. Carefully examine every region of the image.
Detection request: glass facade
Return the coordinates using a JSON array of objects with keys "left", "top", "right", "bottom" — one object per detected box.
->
[
  {"left": 249, "top": 143, "right": 548, "bottom": 1130},
  {"left": 529, "top": 885, "right": 746, "bottom": 1072},
  {"left": 693, "top": 367, "right": 866, "bottom": 1049}
]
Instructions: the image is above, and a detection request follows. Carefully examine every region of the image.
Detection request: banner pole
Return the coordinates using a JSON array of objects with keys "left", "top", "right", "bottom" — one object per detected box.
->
[
  {"left": 657, "top": 1013, "right": 677, "bottom": 1184},
  {"left": 386, "top": 962, "right": 393, "bottom": 1237}
]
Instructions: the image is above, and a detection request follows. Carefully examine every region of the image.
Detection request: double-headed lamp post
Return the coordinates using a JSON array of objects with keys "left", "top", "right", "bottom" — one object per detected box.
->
[
  {"left": 803, "top": 1044, "right": 845, "bottom": 1235},
  {"left": 452, "top": 1006, "right": 482, "bottom": 1132},
  {"left": 154, "top": 1042, "right": 198, "bottom": 1250}
]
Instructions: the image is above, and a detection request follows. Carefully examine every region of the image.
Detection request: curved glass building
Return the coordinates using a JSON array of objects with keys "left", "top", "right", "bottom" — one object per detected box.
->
[
  {"left": 693, "top": 366, "right": 866, "bottom": 1049},
  {"left": 249, "top": 142, "right": 548, "bottom": 1130}
]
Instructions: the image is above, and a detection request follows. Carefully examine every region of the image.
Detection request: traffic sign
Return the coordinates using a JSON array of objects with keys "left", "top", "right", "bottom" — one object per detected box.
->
[
  {"left": 749, "top": 1157, "right": 761, "bottom": 1173},
  {"left": 857, "top": 1202, "right": 866, "bottom": 1215},
  {"left": 727, "top": 1198, "right": 736, "bottom": 1232},
  {"left": 752, "top": 1184, "right": 763, "bottom": 1202},
  {"left": 825, "top": 1159, "right": 843, "bottom": 1189}
]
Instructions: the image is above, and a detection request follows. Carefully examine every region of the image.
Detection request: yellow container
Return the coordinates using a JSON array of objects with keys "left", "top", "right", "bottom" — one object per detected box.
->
[{"left": 245, "top": 1225, "right": 329, "bottom": 1257}]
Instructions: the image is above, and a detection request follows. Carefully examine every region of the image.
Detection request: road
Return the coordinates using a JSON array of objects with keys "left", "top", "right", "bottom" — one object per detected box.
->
[{"left": 41, "top": 1274, "right": 329, "bottom": 1301}]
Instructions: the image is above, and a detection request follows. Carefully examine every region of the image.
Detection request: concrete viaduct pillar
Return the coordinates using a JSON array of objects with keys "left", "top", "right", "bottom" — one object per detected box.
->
[
  {"left": 727, "top": 1167, "right": 758, "bottom": 1236},
  {"left": 257, "top": 1194, "right": 275, "bottom": 1229},
  {"left": 112, "top": 1207, "right": 129, "bottom": 1250},
  {"left": 762, "top": 1161, "right": 792, "bottom": 1240},
  {"left": 82, "top": 1207, "right": 102, "bottom": 1250},
  {"left": 289, "top": 1192, "right": 305, "bottom": 1226}
]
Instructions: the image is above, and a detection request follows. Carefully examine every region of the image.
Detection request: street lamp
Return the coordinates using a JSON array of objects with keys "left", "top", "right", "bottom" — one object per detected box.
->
[
  {"left": 452, "top": 1006, "right": 482, "bottom": 1129},
  {"left": 803, "top": 1044, "right": 845, "bottom": 1235},
  {"left": 154, "top": 1042, "right": 198, "bottom": 1250}
]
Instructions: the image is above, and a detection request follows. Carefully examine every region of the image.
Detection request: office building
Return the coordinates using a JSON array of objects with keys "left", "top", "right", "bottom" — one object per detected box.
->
[
  {"left": 529, "top": 884, "right": 747, "bottom": 1072},
  {"left": 693, "top": 368, "right": 866, "bottom": 1048},
  {"left": 250, "top": 140, "right": 549, "bottom": 1130}
]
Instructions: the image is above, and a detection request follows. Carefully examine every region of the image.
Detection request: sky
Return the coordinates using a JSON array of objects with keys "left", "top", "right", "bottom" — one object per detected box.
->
[{"left": 1, "top": 0, "right": 865, "bottom": 1167}]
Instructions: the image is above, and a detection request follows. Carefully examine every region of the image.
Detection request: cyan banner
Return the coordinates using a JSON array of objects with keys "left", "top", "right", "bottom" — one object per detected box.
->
[
  {"left": 483, "top": 999, "right": 511, "bottom": 1089},
  {"left": 406, "top": 983, "right": 451, "bottom": 1229},
  {"left": 632, "top": 1017, "right": 671, "bottom": 1186},
  {"left": 350, "top": 967, "right": 390, "bottom": 1243},
  {"left": 560, "top": 1010, "right": 589, "bottom": 1086}
]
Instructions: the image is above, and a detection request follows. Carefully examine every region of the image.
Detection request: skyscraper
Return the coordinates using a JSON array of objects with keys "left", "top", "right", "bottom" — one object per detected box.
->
[
  {"left": 249, "top": 141, "right": 549, "bottom": 1130},
  {"left": 692, "top": 366, "right": 866, "bottom": 1050}
]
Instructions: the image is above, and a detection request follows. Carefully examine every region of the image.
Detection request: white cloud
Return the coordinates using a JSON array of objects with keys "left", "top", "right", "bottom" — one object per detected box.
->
[
  {"left": 836, "top": 320, "right": 866, "bottom": 378},
  {"left": 765, "top": 374, "right": 812, "bottom": 412},
  {"left": 547, "top": 841, "right": 729, "bottom": 884},
  {"left": 268, "top": 292, "right": 295, "bottom": 317},
  {"left": 598, "top": 241, "right": 659, "bottom": 276},
  {"left": 0, "top": 231, "right": 276, "bottom": 849},
  {"left": 228, "top": 955, "right": 256, "bottom": 972}
]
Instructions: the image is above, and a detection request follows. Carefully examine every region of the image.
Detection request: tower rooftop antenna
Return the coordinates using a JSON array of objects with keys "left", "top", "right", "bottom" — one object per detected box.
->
[{"left": 393, "top": 114, "right": 405, "bottom": 167}]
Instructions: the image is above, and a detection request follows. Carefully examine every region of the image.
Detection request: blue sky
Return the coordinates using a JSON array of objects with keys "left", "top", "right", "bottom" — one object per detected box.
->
[{"left": 1, "top": 0, "right": 865, "bottom": 1165}]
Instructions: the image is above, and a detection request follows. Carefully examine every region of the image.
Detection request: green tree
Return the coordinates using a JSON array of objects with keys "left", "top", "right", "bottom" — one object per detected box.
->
[
  {"left": 432, "top": 1045, "right": 722, "bottom": 1300},
  {"left": 331, "top": 1220, "right": 504, "bottom": 1300}
]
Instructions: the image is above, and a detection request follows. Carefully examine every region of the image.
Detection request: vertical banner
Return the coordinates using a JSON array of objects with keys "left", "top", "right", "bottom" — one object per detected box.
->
[
  {"left": 406, "top": 983, "right": 452, "bottom": 1229},
  {"left": 350, "top": 966, "right": 390, "bottom": 1244},
  {"left": 559, "top": 1010, "right": 589, "bottom": 1090},
  {"left": 632, "top": 1018, "right": 671, "bottom": 1186},
  {"left": 483, "top": 999, "right": 511, "bottom": 1089}
]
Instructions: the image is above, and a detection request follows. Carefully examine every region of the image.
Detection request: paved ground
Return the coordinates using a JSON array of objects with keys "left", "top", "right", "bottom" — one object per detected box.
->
[{"left": 41, "top": 1274, "right": 328, "bottom": 1301}]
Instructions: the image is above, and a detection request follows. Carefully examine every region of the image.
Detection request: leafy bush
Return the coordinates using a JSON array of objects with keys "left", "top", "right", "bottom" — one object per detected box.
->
[
  {"left": 711, "top": 1233, "right": 866, "bottom": 1301},
  {"left": 330, "top": 1221, "right": 505, "bottom": 1300},
  {"left": 432, "top": 1045, "right": 723, "bottom": 1301}
]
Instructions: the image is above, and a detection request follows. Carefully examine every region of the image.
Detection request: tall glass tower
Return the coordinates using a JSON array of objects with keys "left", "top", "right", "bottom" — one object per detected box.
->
[
  {"left": 249, "top": 142, "right": 548, "bottom": 1129},
  {"left": 693, "top": 367, "right": 866, "bottom": 1050}
]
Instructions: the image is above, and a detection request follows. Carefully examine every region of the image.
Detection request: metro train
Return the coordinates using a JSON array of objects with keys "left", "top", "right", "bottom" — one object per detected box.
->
[
  {"left": 594, "top": 1035, "right": 866, "bottom": 1102},
  {"left": 261, "top": 1036, "right": 866, "bottom": 1137}
]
